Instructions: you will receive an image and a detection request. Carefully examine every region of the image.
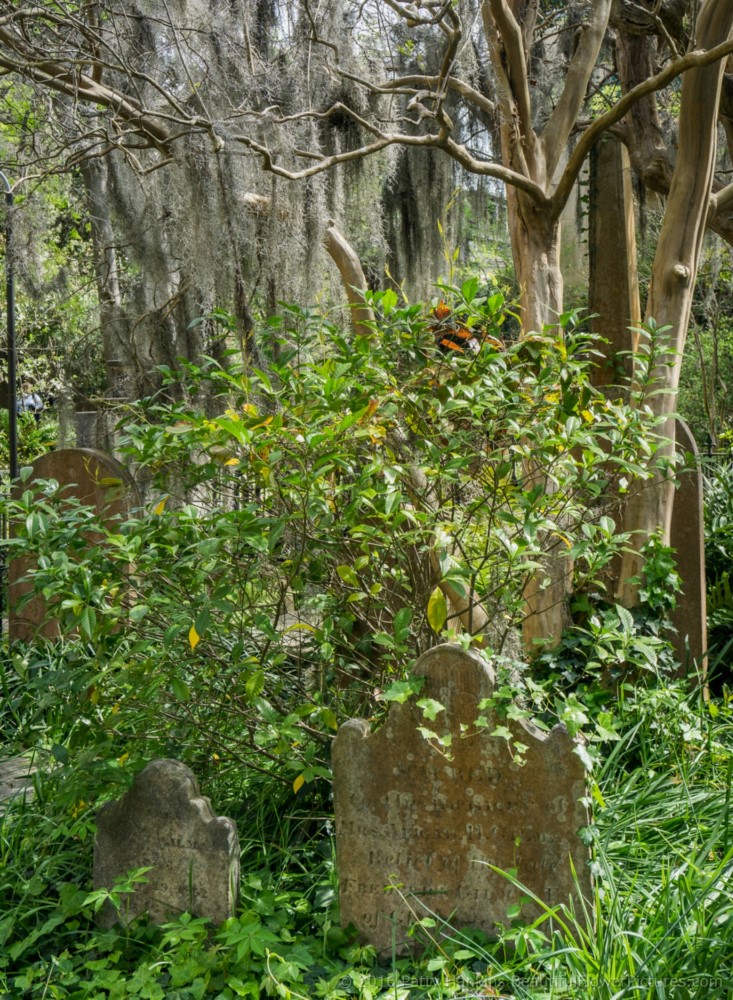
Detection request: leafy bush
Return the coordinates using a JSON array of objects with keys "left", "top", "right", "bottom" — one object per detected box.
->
[
  {"left": 4, "top": 290, "right": 666, "bottom": 776},
  {"left": 0, "top": 408, "right": 57, "bottom": 470},
  {"left": 1, "top": 289, "right": 689, "bottom": 995},
  {"left": 2, "top": 679, "right": 731, "bottom": 998}
]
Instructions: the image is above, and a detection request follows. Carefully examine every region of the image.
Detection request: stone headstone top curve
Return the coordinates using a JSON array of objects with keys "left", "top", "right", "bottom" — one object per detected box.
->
[
  {"left": 93, "top": 759, "right": 240, "bottom": 928},
  {"left": 332, "top": 644, "right": 591, "bottom": 955}
]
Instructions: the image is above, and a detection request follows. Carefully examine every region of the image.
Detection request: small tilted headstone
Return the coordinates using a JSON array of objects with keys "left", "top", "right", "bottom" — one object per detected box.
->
[
  {"left": 93, "top": 759, "right": 240, "bottom": 928},
  {"left": 332, "top": 644, "right": 591, "bottom": 955}
]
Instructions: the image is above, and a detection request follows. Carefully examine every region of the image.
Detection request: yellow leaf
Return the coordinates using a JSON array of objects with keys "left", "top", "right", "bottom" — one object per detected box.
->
[
  {"left": 189, "top": 624, "right": 200, "bottom": 650},
  {"left": 242, "top": 403, "right": 258, "bottom": 416},
  {"left": 224, "top": 457, "right": 240, "bottom": 466},
  {"left": 293, "top": 774, "right": 305, "bottom": 794},
  {"left": 581, "top": 409, "right": 594, "bottom": 423},
  {"left": 118, "top": 752, "right": 129, "bottom": 767},
  {"left": 427, "top": 586, "right": 448, "bottom": 633},
  {"left": 154, "top": 496, "right": 168, "bottom": 516}
]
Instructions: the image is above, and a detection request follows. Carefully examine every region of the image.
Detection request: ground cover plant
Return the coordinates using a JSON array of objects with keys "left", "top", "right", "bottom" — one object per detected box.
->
[{"left": 1, "top": 292, "right": 731, "bottom": 998}]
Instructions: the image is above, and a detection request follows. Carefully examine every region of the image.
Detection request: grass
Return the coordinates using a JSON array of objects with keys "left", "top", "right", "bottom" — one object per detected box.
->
[{"left": 1, "top": 647, "right": 732, "bottom": 998}]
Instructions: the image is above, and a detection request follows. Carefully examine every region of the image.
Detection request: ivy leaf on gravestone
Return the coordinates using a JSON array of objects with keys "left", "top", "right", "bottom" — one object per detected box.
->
[
  {"left": 417, "top": 698, "right": 445, "bottom": 721},
  {"left": 427, "top": 586, "right": 447, "bottom": 633},
  {"left": 491, "top": 725, "right": 513, "bottom": 743},
  {"left": 574, "top": 742, "right": 596, "bottom": 773},
  {"left": 380, "top": 680, "right": 419, "bottom": 704}
]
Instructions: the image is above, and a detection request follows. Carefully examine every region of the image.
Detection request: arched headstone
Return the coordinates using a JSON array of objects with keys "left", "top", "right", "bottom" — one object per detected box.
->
[
  {"left": 332, "top": 644, "right": 591, "bottom": 955},
  {"left": 8, "top": 448, "right": 139, "bottom": 642},
  {"left": 94, "top": 759, "right": 240, "bottom": 927}
]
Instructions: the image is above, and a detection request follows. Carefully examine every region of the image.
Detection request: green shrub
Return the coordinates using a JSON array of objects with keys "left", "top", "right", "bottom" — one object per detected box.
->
[{"left": 0, "top": 290, "right": 685, "bottom": 995}]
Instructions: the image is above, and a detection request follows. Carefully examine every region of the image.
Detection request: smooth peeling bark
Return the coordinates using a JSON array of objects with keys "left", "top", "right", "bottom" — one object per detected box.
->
[
  {"left": 322, "top": 226, "right": 376, "bottom": 339},
  {"left": 484, "top": 0, "right": 576, "bottom": 651},
  {"left": 617, "top": 0, "right": 733, "bottom": 607},
  {"left": 506, "top": 188, "right": 564, "bottom": 334}
]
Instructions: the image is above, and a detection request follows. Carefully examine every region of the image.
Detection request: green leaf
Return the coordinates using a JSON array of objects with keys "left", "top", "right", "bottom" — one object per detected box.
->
[
  {"left": 461, "top": 276, "right": 479, "bottom": 303},
  {"left": 427, "top": 586, "right": 448, "bottom": 633},
  {"left": 381, "top": 287, "right": 398, "bottom": 313},
  {"left": 381, "top": 679, "right": 421, "bottom": 704},
  {"left": 491, "top": 725, "right": 513, "bottom": 742},
  {"left": 79, "top": 606, "right": 97, "bottom": 639},
  {"left": 417, "top": 698, "right": 445, "bottom": 721},
  {"left": 384, "top": 489, "right": 402, "bottom": 515},
  {"left": 615, "top": 604, "right": 634, "bottom": 635},
  {"left": 245, "top": 670, "right": 265, "bottom": 700},
  {"left": 394, "top": 607, "right": 412, "bottom": 640},
  {"left": 574, "top": 742, "right": 595, "bottom": 772},
  {"left": 171, "top": 677, "right": 190, "bottom": 701},
  {"left": 336, "top": 564, "right": 359, "bottom": 587}
]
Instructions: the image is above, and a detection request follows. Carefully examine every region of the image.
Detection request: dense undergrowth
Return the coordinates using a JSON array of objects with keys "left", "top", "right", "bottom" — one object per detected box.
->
[
  {"left": 1, "top": 671, "right": 730, "bottom": 999},
  {"left": 1, "top": 290, "right": 732, "bottom": 997}
]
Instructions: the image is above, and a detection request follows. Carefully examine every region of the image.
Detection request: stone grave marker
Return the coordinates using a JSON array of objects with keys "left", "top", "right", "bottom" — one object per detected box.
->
[
  {"left": 332, "top": 644, "right": 591, "bottom": 955},
  {"left": 8, "top": 447, "right": 139, "bottom": 642},
  {"left": 93, "top": 759, "right": 240, "bottom": 928},
  {"left": 670, "top": 420, "right": 708, "bottom": 681}
]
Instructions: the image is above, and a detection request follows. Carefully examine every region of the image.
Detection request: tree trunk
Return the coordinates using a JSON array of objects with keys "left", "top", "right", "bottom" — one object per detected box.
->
[
  {"left": 80, "top": 159, "right": 135, "bottom": 403},
  {"left": 504, "top": 190, "right": 573, "bottom": 653},
  {"left": 616, "top": 32, "right": 675, "bottom": 197},
  {"left": 507, "top": 189, "right": 564, "bottom": 334},
  {"left": 588, "top": 135, "right": 641, "bottom": 390},
  {"left": 617, "top": 0, "right": 733, "bottom": 606}
]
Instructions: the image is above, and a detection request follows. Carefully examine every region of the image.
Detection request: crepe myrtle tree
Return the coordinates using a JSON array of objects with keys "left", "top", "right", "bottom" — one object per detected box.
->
[{"left": 3, "top": 0, "right": 733, "bottom": 644}]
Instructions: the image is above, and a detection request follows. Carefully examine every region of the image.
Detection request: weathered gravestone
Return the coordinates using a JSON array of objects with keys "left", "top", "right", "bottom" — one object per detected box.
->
[
  {"left": 332, "top": 645, "right": 591, "bottom": 955},
  {"left": 670, "top": 420, "right": 708, "bottom": 681},
  {"left": 93, "top": 759, "right": 240, "bottom": 928},
  {"left": 8, "top": 448, "right": 139, "bottom": 642}
]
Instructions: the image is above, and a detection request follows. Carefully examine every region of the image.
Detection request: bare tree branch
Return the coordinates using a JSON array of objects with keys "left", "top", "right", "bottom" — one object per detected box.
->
[
  {"left": 542, "top": 0, "right": 613, "bottom": 179},
  {"left": 551, "top": 35, "right": 733, "bottom": 219},
  {"left": 709, "top": 179, "right": 733, "bottom": 216},
  {"left": 376, "top": 73, "right": 495, "bottom": 116},
  {"left": 242, "top": 193, "right": 376, "bottom": 339},
  {"left": 484, "top": 0, "right": 536, "bottom": 165}
]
